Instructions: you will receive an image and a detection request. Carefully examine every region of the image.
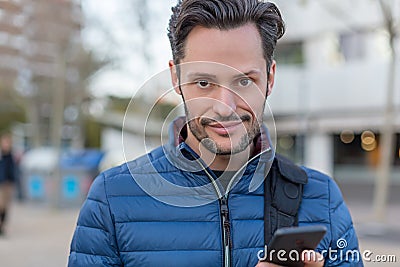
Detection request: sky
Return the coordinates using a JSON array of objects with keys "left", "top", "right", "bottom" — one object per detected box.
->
[{"left": 81, "top": 0, "right": 176, "bottom": 97}]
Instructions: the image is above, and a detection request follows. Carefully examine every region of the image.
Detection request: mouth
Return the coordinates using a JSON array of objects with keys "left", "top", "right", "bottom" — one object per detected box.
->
[{"left": 206, "top": 121, "right": 243, "bottom": 136}]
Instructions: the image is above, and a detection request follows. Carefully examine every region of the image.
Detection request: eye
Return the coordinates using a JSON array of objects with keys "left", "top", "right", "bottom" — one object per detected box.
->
[
  {"left": 238, "top": 78, "right": 253, "bottom": 87},
  {"left": 196, "top": 80, "right": 211, "bottom": 89}
]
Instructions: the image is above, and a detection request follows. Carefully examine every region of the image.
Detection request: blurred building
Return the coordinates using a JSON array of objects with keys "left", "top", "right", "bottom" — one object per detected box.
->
[
  {"left": 271, "top": 1, "right": 400, "bottom": 183},
  {"left": 0, "top": 0, "right": 84, "bottom": 149},
  {"left": 0, "top": 0, "right": 22, "bottom": 88}
]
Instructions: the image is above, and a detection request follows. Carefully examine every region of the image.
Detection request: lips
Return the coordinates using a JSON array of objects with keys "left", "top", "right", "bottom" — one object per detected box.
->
[{"left": 206, "top": 121, "right": 243, "bottom": 135}]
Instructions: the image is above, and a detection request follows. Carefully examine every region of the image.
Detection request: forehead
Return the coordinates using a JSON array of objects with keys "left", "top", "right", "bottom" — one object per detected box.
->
[{"left": 181, "top": 23, "right": 266, "bottom": 73}]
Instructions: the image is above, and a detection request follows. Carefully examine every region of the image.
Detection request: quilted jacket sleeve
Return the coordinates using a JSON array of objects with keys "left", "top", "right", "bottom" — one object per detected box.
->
[
  {"left": 68, "top": 173, "right": 122, "bottom": 267},
  {"left": 325, "top": 178, "right": 364, "bottom": 267}
]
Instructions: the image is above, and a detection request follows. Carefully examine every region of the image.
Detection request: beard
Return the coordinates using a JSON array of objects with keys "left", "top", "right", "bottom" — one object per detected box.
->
[{"left": 185, "top": 106, "right": 263, "bottom": 155}]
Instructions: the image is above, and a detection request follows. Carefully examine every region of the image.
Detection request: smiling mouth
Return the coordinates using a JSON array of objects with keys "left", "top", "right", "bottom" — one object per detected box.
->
[{"left": 206, "top": 121, "right": 243, "bottom": 136}]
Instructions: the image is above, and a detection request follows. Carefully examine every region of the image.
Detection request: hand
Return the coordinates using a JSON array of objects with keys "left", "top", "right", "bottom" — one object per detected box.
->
[
  {"left": 255, "top": 250, "right": 324, "bottom": 267},
  {"left": 302, "top": 250, "right": 325, "bottom": 266}
]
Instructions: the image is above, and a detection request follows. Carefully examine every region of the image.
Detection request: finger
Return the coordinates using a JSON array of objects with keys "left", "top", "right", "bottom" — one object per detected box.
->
[
  {"left": 302, "top": 250, "right": 324, "bottom": 267},
  {"left": 255, "top": 261, "right": 282, "bottom": 267}
]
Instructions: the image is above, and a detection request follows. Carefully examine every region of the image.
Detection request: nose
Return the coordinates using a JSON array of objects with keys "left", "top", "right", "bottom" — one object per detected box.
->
[{"left": 212, "top": 86, "right": 237, "bottom": 117}]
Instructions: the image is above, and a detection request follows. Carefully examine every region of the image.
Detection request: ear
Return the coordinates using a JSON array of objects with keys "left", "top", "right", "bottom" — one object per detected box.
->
[
  {"left": 169, "top": 60, "right": 181, "bottom": 95},
  {"left": 267, "top": 60, "right": 276, "bottom": 96}
]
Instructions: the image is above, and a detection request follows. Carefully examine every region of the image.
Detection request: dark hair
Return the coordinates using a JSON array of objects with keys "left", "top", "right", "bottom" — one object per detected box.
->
[
  {"left": 0, "top": 130, "right": 11, "bottom": 139},
  {"left": 168, "top": 0, "right": 285, "bottom": 68}
]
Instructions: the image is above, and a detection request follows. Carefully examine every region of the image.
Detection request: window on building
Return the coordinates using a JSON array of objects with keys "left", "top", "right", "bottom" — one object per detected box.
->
[
  {"left": 334, "top": 131, "right": 400, "bottom": 167},
  {"left": 339, "top": 31, "right": 366, "bottom": 61}
]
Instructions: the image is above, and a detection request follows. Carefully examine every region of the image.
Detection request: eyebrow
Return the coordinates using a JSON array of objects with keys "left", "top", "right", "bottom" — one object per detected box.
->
[
  {"left": 186, "top": 69, "right": 262, "bottom": 79},
  {"left": 233, "top": 69, "right": 262, "bottom": 78},
  {"left": 186, "top": 72, "right": 218, "bottom": 79}
]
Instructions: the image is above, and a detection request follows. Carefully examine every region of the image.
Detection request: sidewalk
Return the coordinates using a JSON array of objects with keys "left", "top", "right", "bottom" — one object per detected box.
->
[
  {"left": 348, "top": 202, "right": 400, "bottom": 267},
  {"left": 0, "top": 198, "right": 398, "bottom": 267},
  {"left": 0, "top": 203, "right": 79, "bottom": 267},
  {"left": 342, "top": 181, "right": 400, "bottom": 266}
]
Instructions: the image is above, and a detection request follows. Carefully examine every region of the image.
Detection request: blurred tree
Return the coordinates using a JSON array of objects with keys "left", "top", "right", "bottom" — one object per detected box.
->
[
  {"left": 0, "top": 84, "right": 26, "bottom": 133},
  {"left": 373, "top": 0, "right": 398, "bottom": 222},
  {"left": 0, "top": 1, "right": 26, "bottom": 133},
  {"left": 132, "top": 0, "right": 152, "bottom": 69},
  {"left": 81, "top": 0, "right": 154, "bottom": 89},
  {"left": 11, "top": 0, "right": 110, "bottom": 150}
]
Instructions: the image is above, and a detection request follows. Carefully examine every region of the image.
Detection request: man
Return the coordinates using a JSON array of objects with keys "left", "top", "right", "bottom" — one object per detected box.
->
[{"left": 68, "top": 0, "right": 363, "bottom": 266}]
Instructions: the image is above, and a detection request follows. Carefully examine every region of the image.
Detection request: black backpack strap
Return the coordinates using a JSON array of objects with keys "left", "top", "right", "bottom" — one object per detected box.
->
[{"left": 264, "top": 154, "right": 308, "bottom": 245}]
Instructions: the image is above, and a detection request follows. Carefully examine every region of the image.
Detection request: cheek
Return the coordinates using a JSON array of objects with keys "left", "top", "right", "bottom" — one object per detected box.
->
[
  {"left": 235, "top": 84, "right": 267, "bottom": 113},
  {"left": 238, "top": 95, "right": 266, "bottom": 117},
  {"left": 184, "top": 96, "right": 213, "bottom": 117}
]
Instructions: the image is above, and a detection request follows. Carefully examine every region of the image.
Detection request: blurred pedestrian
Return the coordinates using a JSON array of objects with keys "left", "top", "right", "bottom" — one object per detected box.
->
[{"left": 0, "top": 132, "right": 16, "bottom": 235}]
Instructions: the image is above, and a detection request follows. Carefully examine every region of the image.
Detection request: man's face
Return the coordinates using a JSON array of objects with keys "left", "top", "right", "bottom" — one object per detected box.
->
[
  {"left": 0, "top": 135, "right": 11, "bottom": 153},
  {"left": 170, "top": 23, "right": 275, "bottom": 155}
]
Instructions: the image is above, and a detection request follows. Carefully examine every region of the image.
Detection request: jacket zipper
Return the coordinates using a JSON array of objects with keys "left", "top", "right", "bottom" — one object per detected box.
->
[
  {"left": 194, "top": 158, "right": 231, "bottom": 267},
  {"left": 205, "top": 169, "right": 232, "bottom": 267},
  {"left": 193, "top": 147, "right": 272, "bottom": 267},
  {"left": 220, "top": 196, "right": 231, "bottom": 267}
]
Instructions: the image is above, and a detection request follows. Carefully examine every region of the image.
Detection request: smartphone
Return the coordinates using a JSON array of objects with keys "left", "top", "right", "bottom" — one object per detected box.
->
[{"left": 262, "top": 225, "right": 327, "bottom": 267}]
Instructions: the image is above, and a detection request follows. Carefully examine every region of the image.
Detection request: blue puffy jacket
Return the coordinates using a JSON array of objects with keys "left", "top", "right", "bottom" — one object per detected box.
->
[{"left": 68, "top": 119, "right": 363, "bottom": 267}]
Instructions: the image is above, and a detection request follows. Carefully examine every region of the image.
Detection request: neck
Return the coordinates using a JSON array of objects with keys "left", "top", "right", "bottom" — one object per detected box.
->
[{"left": 185, "top": 132, "right": 254, "bottom": 171}]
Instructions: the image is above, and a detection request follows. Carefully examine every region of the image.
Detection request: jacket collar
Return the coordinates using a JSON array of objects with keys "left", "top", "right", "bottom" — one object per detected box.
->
[{"left": 164, "top": 116, "right": 275, "bottom": 191}]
